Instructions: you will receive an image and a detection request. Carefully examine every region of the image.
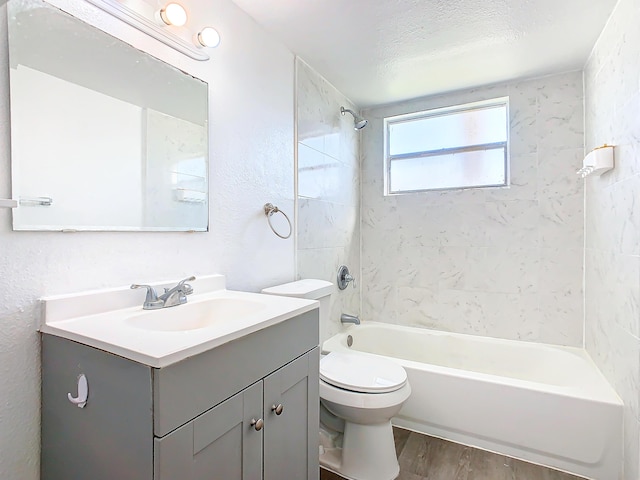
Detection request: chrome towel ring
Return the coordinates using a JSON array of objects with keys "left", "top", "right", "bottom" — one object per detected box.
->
[{"left": 264, "top": 203, "right": 292, "bottom": 239}]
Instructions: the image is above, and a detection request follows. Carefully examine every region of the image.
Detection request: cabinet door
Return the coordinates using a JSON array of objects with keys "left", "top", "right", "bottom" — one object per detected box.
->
[
  {"left": 155, "top": 381, "right": 263, "bottom": 480},
  {"left": 263, "top": 348, "right": 320, "bottom": 480}
]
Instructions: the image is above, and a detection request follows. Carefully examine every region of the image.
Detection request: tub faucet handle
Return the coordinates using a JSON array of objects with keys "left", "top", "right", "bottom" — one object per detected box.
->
[{"left": 337, "top": 265, "right": 356, "bottom": 290}]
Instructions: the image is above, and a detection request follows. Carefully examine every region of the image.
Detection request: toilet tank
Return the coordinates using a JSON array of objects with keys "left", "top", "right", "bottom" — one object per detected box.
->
[{"left": 261, "top": 279, "right": 333, "bottom": 329}]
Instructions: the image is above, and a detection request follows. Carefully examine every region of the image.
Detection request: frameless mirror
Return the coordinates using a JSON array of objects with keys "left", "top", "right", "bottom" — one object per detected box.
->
[{"left": 7, "top": 0, "right": 209, "bottom": 231}]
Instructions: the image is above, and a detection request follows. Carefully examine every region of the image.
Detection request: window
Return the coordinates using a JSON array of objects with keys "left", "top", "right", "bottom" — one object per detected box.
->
[{"left": 384, "top": 98, "right": 509, "bottom": 194}]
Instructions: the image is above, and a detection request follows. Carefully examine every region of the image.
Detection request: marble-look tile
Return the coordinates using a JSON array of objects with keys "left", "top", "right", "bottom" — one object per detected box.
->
[
  {"left": 615, "top": 94, "right": 640, "bottom": 163},
  {"left": 360, "top": 194, "right": 399, "bottom": 231},
  {"left": 539, "top": 193, "right": 584, "bottom": 249},
  {"left": 537, "top": 292, "right": 583, "bottom": 347},
  {"left": 296, "top": 59, "right": 360, "bottom": 344},
  {"left": 484, "top": 200, "right": 539, "bottom": 248},
  {"left": 610, "top": 176, "right": 640, "bottom": 256},
  {"left": 395, "top": 203, "right": 488, "bottom": 248},
  {"left": 537, "top": 148, "right": 584, "bottom": 199},
  {"left": 536, "top": 72, "right": 584, "bottom": 150},
  {"left": 486, "top": 153, "right": 538, "bottom": 202},
  {"left": 298, "top": 144, "right": 358, "bottom": 206},
  {"left": 538, "top": 248, "right": 583, "bottom": 294},
  {"left": 508, "top": 80, "right": 538, "bottom": 156},
  {"left": 360, "top": 71, "right": 583, "bottom": 347},
  {"left": 611, "top": 12, "right": 640, "bottom": 112},
  {"left": 361, "top": 277, "right": 397, "bottom": 323},
  {"left": 395, "top": 286, "right": 439, "bottom": 327},
  {"left": 588, "top": 175, "right": 640, "bottom": 256},
  {"left": 465, "top": 247, "right": 540, "bottom": 294},
  {"left": 298, "top": 199, "right": 358, "bottom": 250},
  {"left": 426, "top": 290, "right": 488, "bottom": 336},
  {"left": 480, "top": 292, "right": 541, "bottom": 342}
]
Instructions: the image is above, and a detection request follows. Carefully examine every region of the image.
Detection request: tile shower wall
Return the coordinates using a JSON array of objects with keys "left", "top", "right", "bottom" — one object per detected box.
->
[
  {"left": 584, "top": 0, "right": 640, "bottom": 477},
  {"left": 360, "top": 72, "right": 584, "bottom": 346},
  {"left": 296, "top": 59, "right": 360, "bottom": 342}
]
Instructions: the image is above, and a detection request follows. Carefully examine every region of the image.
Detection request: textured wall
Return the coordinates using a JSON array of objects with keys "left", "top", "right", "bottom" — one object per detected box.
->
[
  {"left": 360, "top": 72, "right": 584, "bottom": 346},
  {"left": 584, "top": 0, "right": 640, "bottom": 477},
  {"left": 0, "top": 0, "right": 295, "bottom": 478},
  {"left": 296, "top": 59, "right": 360, "bottom": 342}
]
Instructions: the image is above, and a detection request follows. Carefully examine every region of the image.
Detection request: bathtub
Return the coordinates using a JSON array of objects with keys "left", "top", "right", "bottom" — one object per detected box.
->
[{"left": 322, "top": 322, "right": 623, "bottom": 480}]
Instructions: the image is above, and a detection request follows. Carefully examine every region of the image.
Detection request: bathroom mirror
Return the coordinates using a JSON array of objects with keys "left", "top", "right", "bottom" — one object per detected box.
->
[{"left": 7, "top": 0, "right": 209, "bottom": 231}]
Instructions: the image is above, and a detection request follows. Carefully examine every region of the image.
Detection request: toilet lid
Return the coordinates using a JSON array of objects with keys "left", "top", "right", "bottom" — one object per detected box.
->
[{"left": 319, "top": 351, "right": 407, "bottom": 393}]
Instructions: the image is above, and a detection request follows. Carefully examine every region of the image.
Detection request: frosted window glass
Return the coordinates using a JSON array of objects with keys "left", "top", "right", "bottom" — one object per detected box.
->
[
  {"left": 389, "top": 148, "right": 506, "bottom": 192},
  {"left": 385, "top": 98, "right": 509, "bottom": 193},
  {"left": 389, "top": 105, "right": 507, "bottom": 156}
]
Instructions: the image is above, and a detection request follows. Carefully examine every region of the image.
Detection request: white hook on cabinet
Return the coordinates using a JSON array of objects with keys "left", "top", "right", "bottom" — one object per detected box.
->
[{"left": 68, "top": 374, "right": 89, "bottom": 408}]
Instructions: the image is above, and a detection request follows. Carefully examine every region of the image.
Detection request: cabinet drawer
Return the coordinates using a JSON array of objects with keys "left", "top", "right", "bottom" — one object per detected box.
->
[{"left": 153, "top": 309, "right": 319, "bottom": 437}]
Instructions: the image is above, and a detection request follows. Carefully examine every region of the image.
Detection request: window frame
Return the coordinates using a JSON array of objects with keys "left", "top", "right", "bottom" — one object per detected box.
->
[{"left": 383, "top": 97, "right": 510, "bottom": 195}]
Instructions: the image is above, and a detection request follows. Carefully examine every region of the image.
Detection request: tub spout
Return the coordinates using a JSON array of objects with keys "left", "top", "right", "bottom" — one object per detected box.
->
[{"left": 341, "top": 313, "right": 360, "bottom": 325}]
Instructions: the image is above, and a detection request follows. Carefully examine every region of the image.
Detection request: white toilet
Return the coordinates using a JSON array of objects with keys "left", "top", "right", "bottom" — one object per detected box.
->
[{"left": 262, "top": 279, "right": 411, "bottom": 480}]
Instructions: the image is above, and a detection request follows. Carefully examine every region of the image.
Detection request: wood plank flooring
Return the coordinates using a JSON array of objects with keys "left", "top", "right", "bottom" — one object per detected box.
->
[{"left": 320, "top": 427, "right": 584, "bottom": 480}]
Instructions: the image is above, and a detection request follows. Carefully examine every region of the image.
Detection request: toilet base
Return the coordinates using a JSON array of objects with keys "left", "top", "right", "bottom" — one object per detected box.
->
[{"left": 319, "top": 420, "right": 400, "bottom": 480}]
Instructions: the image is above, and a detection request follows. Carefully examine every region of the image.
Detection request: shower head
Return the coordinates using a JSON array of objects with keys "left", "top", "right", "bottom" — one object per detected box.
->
[{"left": 340, "top": 106, "right": 368, "bottom": 130}]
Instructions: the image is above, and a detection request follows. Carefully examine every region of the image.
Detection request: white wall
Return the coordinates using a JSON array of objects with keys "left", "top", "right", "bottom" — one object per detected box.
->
[
  {"left": 584, "top": 0, "right": 640, "bottom": 477},
  {"left": 0, "top": 0, "right": 295, "bottom": 477},
  {"left": 360, "top": 72, "right": 585, "bottom": 346},
  {"left": 296, "top": 59, "right": 360, "bottom": 342}
]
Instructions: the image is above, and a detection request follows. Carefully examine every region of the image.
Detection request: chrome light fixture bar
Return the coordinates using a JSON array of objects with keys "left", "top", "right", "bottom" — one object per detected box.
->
[{"left": 85, "top": 0, "right": 210, "bottom": 61}]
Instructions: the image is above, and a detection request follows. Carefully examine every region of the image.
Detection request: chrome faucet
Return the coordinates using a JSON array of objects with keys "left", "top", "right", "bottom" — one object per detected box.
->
[
  {"left": 131, "top": 276, "right": 195, "bottom": 310},
  {"left": 340, "top": 313, "right": 360, "bottom": 325}
]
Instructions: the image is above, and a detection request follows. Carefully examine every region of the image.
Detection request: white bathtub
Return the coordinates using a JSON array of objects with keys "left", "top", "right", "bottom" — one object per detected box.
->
[{"left": 322, "top": 322, "right": 623, "bottom": 480}]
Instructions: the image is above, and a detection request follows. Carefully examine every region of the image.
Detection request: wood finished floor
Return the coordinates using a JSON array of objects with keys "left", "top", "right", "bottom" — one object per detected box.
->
[{"left": 320, "top": 427, "right": 584, "bottom": 480}]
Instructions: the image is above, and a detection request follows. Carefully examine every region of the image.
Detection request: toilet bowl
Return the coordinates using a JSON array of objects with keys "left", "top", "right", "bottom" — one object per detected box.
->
[
  {"left": 261, "top": 279, "right": 411, "bottom": 480},
  {"left": 319, "top": 351, "right": 411, "bottom": 480}
]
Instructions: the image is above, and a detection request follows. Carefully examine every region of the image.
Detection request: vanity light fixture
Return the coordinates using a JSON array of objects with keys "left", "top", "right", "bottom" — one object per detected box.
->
[
  {"left": 197, "top": 27, "right": 221, "bottom": 48},
  {"left": 85, "top": 0, "right": 214, "bottom": 61},
  {"left": 158, "top": 2, "right": 188, "bottom": 27}
]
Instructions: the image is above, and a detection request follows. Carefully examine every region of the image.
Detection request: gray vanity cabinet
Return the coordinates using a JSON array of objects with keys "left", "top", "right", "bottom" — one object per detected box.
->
[
  {"left": 41, "top": 310, "right": 319, "bottom": 480},
  {"left": 154, "top": 350, "right": 319, "bottom": 480}
]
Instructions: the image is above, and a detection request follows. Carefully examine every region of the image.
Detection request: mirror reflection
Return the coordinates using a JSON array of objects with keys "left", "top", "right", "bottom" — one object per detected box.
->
[{"left": 8, "top": 0, "right": 209, "bottom": 231}]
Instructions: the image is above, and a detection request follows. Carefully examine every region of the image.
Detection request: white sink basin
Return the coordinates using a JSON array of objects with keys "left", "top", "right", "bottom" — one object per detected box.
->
[{"left": 126, "top": 298, "right": 266, "bottom": 332}]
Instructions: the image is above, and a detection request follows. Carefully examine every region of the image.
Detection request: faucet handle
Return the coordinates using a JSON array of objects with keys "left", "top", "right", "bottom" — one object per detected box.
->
[
  {"left": 131, "top": 284, "right": 161, "bottom": 308},
  {"left": 131, "top": 284, "right": 158, "bottom": 300},
  {"left": 177, "top": 276, "right": 195, "bottom": 295}
]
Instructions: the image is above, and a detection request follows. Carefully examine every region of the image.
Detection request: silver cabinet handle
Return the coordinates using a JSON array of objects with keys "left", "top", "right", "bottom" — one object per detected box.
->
[
  {"left": 250, "top": 418, "right": 264, "bottom": 431},
  {"left": 271, "top": 404, "right": 284, "bottom": 415}
]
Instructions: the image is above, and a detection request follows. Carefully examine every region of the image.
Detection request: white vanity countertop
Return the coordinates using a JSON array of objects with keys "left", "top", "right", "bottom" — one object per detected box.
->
[{"left": 39, "top": 275, "right": 318, "bottom": 368}]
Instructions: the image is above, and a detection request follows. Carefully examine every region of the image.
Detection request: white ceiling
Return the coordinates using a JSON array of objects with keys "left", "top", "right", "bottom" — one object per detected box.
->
[{"left": 231, "top": 0, "right": 618, "bottom": 107}]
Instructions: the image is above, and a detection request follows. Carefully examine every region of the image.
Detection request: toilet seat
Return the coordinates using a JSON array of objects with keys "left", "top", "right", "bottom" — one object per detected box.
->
[{"left": 320, "top": 351, "right": 407, "bottom": 393}]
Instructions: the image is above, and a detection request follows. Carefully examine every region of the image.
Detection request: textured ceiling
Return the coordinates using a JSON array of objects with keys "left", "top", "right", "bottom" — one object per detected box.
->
[{"left": 231, "top": 0, "right": 618, "bottom": 107}]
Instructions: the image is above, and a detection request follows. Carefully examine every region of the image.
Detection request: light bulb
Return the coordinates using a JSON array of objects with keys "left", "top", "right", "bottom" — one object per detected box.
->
[
  {"left": 159, "top": 3, "right": 187, "bottom": 27},
  {"left": 197, "top": 27, "right": 221, "bottom": 48}
]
